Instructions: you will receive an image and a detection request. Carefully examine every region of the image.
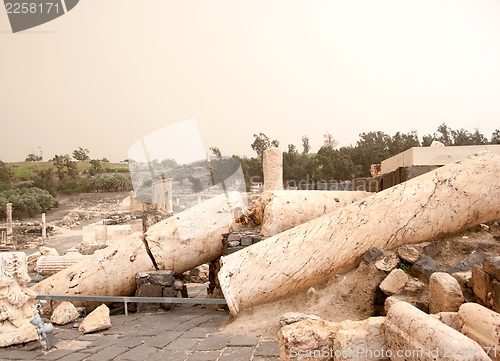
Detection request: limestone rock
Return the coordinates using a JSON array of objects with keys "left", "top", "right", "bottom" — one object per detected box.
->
[
  {"left": 403, "top": 278, "right": 426, "bottom": 294},
  {"left": 384, "top": 296, "right": 403, "bottom": 314},
  {"left": 279, "top": 312, "right": 321, "bottom": 327},
  {"left": 333, "top": 317, "right": 388, "bottom": 361},
  {"left": 483, "top": 256, "right": 500, "bottom": 280},
  {"left": 459, "top": 302, "right": 500, "bottom": 361},
  {"left": 429, "top": 272, "right": 464, "bottom": 314},
  {"left": 50, "top": 301, "right": 80, "bottom": 325},
  {"left": 263, "top": 147, "right": 283, "bottom": 192},
  {"left": 78, "top": 304, "right": 111, "bottom": 334},
  {"left": 397, "top": 245, "right": 420, "bottom": 264},
  {"left": 375, "top": 253, "right": 400, "bottom": 272},
  {"left": 379, "top": 269, "right": 408, "bottom": 295},
  {"left": 278, "top": 319, "right": 364, "bottom": 361},
  {"left": 39, "top": 246, "right": 59, "bottom": 256},
  {"left": 27, "top": 251, "right": 41, "bottom": 273},
  {"left": 472, "top": 265, "right": 490, "bottom": 304},
  {"left": 385, "top": 301, "right": 489, "bottom": 361}
]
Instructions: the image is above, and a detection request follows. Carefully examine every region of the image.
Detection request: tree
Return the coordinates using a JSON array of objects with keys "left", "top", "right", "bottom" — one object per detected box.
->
[
  {"left": 89, "top": 159, "right": 103, "bottom": 176},
  {"left": 52, "top": 154, "right": 78, "bottom": 181},
  {"left": 323, "top": 131, "right": 338, "bottom": 148},
  {"left": 188, "top": 175, "right": 203, "bottom": 192},
  {"left": 301, "top": 136, "right": 311, "bottom": 154},
  {"left": 32, "top": 168, "right": 56, "bottom": 195},
  {"left": 72, "top": 147, "right": 90, "bottom": 162},
  {"left": 491, "top": 129, "right": 500, "bottom": 144},
  {"left": 251, "top": 133, "right": 280, "bottom": 158},
  {"left": 350, "top": 131, "right": 392, "bottom": 177},
  {"left": 388, "top": 131, "right": 420, "bottom": 155},
  {"left": 25, "top": 153, "right": 42, "bottom": 162},
  {"left": 0, "top": 160, "right": 13, "bottom": 190}
]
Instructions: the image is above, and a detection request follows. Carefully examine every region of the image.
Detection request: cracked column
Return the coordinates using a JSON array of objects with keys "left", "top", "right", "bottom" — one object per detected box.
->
[
  {"left": 219, "top": 151, "right": 500, "bottom": 316},
  {"left": 166, "top": 178, "right": 173, "bottom": 214},
  {"left": 263, "top": 147, "right": 283, "bottom": 191},
  {"left": 31, "top": 191, "right": 245, "bottom": 299}
]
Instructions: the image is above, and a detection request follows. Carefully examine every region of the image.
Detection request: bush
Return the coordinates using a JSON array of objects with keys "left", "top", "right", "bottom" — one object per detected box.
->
[{"left": 0, "top": 187, "right": 57, "bottom": 219}]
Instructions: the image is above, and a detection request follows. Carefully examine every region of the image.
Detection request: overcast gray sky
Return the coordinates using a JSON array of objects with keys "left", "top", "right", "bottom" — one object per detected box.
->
[{"left": 1, "top": 1, "right": 499, "bottom": 162}]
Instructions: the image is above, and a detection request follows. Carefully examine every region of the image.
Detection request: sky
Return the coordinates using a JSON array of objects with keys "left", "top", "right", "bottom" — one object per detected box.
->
[{"left": 1, "top": 1, "right": 499, "bottom": 163}]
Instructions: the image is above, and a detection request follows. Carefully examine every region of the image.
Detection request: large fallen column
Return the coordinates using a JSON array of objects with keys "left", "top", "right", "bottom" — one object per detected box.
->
[
  {"left": 31, "top": 191, "right": 244, "bottom": 297},
  {"left": 219, "top": 151, "right": 500, "bottom": 316},
  {"left": 250, "top": 190, "right": 372, "bottom": 237}
]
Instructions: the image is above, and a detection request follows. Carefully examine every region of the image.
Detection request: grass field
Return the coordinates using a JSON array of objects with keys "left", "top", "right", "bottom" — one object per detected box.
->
[{"left": 8, "top": 161, "right": 130, "bottom": 180}]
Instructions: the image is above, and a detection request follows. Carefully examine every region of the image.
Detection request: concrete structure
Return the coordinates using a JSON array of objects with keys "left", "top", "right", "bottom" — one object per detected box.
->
[
  {"left": 381, "top": 145, "right": 500, "bottom": 175},
  {"left": 263, "top": 147, "right": 283, "bottom": 191}
]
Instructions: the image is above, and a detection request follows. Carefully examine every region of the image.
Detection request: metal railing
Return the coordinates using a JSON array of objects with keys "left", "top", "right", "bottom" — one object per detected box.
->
[{"left": 36, "top": 295, "right": 227, "bottom": 316}]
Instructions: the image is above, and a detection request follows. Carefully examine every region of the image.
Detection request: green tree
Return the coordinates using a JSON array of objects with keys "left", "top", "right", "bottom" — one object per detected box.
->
[
  {"left": 52, "top": 154, "right": 78, "bottom": 181},
  {"left": 72, "top": 147, "right": 90, "bottom": 162},
  {"left": 32, "top": 168, "right": 56, "bottom": 195},
  {"left": 251, "top": 133, "right": 280, "bottom": 158},
  {"left": 301, "top": 136, "right": 311, "bottom": 154},
  {"left": 491, "top": 129, "right": 500, "bottom": 144},
  {"left": 350, "top": 131, "right": 392, "bottom": 177},
  {"left": 0, "top": 160, "right": 13, "bottom": 190},
  {"left": 89, "top": 159, "right": 103, "bottom": 176}
]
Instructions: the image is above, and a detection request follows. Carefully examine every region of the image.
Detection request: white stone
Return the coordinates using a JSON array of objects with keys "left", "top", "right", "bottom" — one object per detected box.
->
[
  {"left": 379, "top": 269, "right": 409, "bottom": 295},
  {"left": 263, "top": 147, "right": 283, "bottom": 191},
  {"left": 279, "top": 312, "right": 321, "bottom": 327},
  {"left": 429, "top": 272, "right": 464, "bottom": 313},
  {"left": 78, "top": 304, "right": 111, "bottom": 334},
  {"left": 39, "top": 246, "right": 59, "bottom": 256},
  {"left": 430, "top": 312, "right": 460, "bottom": 331},
  {"left": 0, "top": 252, "right": 38, "bottom": 347},
  {"left": 50, "top": 301, "right": 80, "bottom": 325},
  {"left": 397, "top": 245, "right": 420, "bottom": 263},
  {"left": 375, "top": 254, "right": 400, "bottom": 272}
]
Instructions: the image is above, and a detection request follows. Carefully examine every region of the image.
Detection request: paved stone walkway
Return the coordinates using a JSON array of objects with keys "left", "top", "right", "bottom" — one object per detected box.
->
[{"left": 0, "top": 305, "right": 279, "bottom": 361}]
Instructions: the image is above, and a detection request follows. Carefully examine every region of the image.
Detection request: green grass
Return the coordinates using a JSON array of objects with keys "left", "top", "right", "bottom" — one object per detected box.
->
[{"left": 8, "top": 161, "right": 129, "bottom": 179}]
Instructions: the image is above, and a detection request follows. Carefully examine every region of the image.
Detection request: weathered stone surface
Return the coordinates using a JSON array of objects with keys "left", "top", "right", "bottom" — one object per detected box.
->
[
  {"left": 472, "top": 265, "right": 490, "bottom": 304},
  {"left": 493, "top": 280, "right": 500, "bottom": 313},
  {"left": 50, "top": 301, "right": 80, "bottom": 325},
  {"left": 333, "top": 317, "right": 388, "bottom": 361},
  {"left": 250, "top": 190, "right": 371, "bottom": 238},
  {"left": 385, "top": 301, "right": 489, "bottom": 361},
  {"left": 27, "top": 251, "right": 41, "bottom": 273},
  {"left": 384, "top": 296, "right": 403, "bottom": 314},
  {"left": 483, "top": 256, "right": 500, "bottom": 281},
  {"left": 136, "top": 270, "right": 175, "bottom": 287},
  {"left": 452, "top": 271, "right": 474, "bottom": 301},
  {"left": 136, "top": 284, "right": 162, "bottom": 313},
  {"left": 240, "top": 236, "right": 253, "bottom": 246},
  {"left": 0, "top": 252, "right": 38, "bottom": 347},
  {"left": 278, "top": 319, "right": 365, "bottom": 361},
  {"left": 363, "top": 247, "right": 383, "bottom": 263},
  {"left": 263, "top": 147, "right": 283, "bottom": 192},
  {"left": 219, "top": 152, "right": 500, "bottom": 316},
  {"left": 403, "top": 278, "right": 426, "bottom": 294},
  {"left": 429, "top": 272, "right": 464, "bottom": 313},
  {"left": 379, "top": 269, "right": 408, "bottom": 295},
  {"left": 459, "top": 302, "right": 500, "bottom": 361},
  {"left": 412, "top": 256, "right": 443, "bottom": 280},
  {"left": 39, "top": 246, "right": 59, "bottom": 256},
  {"left": 279, "top": 312, "right": 321, "bottom": 327},
  {"left": 375, "top": 253, "right": 400, "bottom": 272},
  {"left": 78, "top": 304, "right": 111, "bottom": 334},
  {"left": 447, "top": 250, "right": 486, "bottom": 275},
  {"left": 32, "top": 192, "right": 244, "bottom": 300},
  {"left": 397, "top": 245, "right": 420, "bottom": 264},
  {"left": 430, "top": 312, "right": 460, "bottom": 331}
]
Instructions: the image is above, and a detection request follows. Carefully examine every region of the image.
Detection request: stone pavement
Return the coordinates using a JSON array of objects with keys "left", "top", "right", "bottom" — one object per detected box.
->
[{"left": 0, "top": 305, "right": 280, "bottom": 361}]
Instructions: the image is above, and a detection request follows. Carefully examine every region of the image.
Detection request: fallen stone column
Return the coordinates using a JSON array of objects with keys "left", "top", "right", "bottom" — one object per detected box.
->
[
  {"left": 31, "top": 191, "right": 244, "bottom": 297},
  {"left": 250, "top": 190, "right": 372, "bottom": 237},
  {"left": 219, "top": 152, "right": 500, "bottom": 316},
  {"left": 385, "top": 301, "right": 489, "bottom": 361},
  {"left": 459, "top": 303, "right": 500, "bottom": 361}
]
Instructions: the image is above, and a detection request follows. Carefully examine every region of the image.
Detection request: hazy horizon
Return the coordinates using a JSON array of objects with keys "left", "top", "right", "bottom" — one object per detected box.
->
[{"left": 1, "top": 1, "right": 499, "bottom": 162}]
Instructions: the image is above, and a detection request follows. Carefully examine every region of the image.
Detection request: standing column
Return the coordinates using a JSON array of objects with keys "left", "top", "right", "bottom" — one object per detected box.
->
[
  {"left": 166, "top": 178, "right": 173, "bottom": 213},
  {"left": 6, "top": 203, "right": 13, "bottom": 245},
  {"left": 263, "top": 147, "right": 283, "bottom": 191},
  {"left": 41, "top": 213, "right": 47, "bottom": 239}
]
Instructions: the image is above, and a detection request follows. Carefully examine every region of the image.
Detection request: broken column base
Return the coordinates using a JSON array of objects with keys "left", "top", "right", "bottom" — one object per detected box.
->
[{"left": 135, "top": 270, "right": 188, "bottom": 313}]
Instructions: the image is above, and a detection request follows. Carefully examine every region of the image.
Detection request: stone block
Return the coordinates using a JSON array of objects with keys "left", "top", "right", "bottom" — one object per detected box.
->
[
  {"left": 227, "top": 246, "right": 244, "bottom": 255},
  {"left": 136, "top": 270, "right": 174, "bottom": 287},
  {"left": 412, "top": 256, "right": 443, "bottom": 280},
  {"left": 375, "top": 253, "right": 400, "bottom": 272},
  {"left": 228, "top": 241, "right": 240, "bottom": 247},
  {"left": 78, "top": 304, "right": 111, "bottom": 334},
  {"left": 160, "top": 287, "right": 176, "bottom": 311},
  {"left": 363, "top": 247, "right": 383, "bottom": 263},
  {"left": 484, "top": 256, "right": 500, "bottom": 281},
  {"left": 459, "top": 302, "right": 500, "bottom": 361},
  {"left": 403, "top": 278, "right": 426, "bottom": 294},
  {"left": 472, "top": 265, "right": 490, "bottom": 304},
  {"left": 493, "top": 280, "right": 500, "bottom": 313},
  {"left": 380, "top": 269, "right": 408, "bottom": 296},
  {"left": 397, "top": 245, "right": 420, "bottom": 264},
  {"left": 447, "top": 250, "right": 486, "bottom": 275},
  {"left": 452, "top": 271, "right": 474, "bottom": 301},
  {"left": 50, "top": 301, "right": 80, "bottom": 325},
  {"left": 384, "top": 296, "right": 402, "bottom": 315},
  {"left": 136, "top": 284, "right": 162, "bottom": 313},
  {"left": 429, "top": 272, "right": 464, "bottom": 313},
  {"left": 240, "top": 236, "right": 253, "bottom": 246},
  {"left": 333, "top": 317, "right": 388, "bottom": 361},
  {"left": 385, "top": 301, "right": 488, "bottom": 361},
  {"left": 227, "top": 234, "right": 241, "bottom": 242}
]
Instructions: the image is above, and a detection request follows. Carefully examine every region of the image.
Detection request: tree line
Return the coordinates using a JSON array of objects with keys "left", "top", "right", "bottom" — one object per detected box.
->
[{"left": 213, "top": 123, "right": 500, "bottom": 190}]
